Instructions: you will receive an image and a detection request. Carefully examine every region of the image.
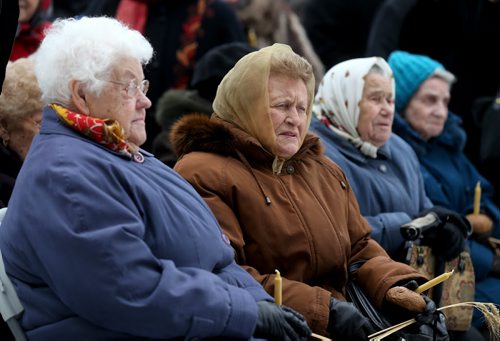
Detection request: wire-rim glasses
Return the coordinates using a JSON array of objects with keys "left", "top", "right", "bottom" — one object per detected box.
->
[{"left": 99, "top": 78, "right": 149, "bottom": 97}]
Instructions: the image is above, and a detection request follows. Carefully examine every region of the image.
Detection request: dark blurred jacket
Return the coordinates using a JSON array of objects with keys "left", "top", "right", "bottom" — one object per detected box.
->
[
  {"left": 303, "top": 0, "right": 384, "bottom": 70},
  {"left": 152, "top": 42, "right": 255, "bottom": 166},
  {"left": 86, "top": 0, "right": 246, "bottom": 151},
  {"left": 0, "top": 0, "right": 18, "bottom": 92},
  {"left": 0, "top": 144, "right": 22, "bottom": 208}
]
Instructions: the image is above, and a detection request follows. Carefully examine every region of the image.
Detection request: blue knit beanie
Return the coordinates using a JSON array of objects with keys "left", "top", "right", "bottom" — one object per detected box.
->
[{"left": 388, "top": 50, "right": 448, "bottom": 112}]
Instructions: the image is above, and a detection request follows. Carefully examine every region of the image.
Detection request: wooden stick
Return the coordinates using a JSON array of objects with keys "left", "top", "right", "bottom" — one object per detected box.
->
[
  {"left": 489, "top": 237, "right": 500, "bottom": 245},
  {"left": 368, "top": 318, "right": 416, "bottom": 340},
  {"left": 311, "top": 332, "right": 331, "bottom": 340},
  {"left": 369, "top": 302, "right": 500, "bottom": 340}
]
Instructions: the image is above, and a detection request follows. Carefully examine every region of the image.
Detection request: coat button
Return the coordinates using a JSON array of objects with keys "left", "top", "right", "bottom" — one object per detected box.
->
[
  {"left": 286, "top": 164, "right": 295, "bottom": 174},
  {"left": 133, "top": 152, "right": 144, "bottom": 163},
  {"left": 340, "top": 180, "right": 346, "bottom": 189},
  {"left": 379, "top": 164, "right": 387, "bottom": 172}
]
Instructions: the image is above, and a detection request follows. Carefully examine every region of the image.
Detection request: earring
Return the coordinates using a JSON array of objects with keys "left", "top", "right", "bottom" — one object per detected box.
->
[{"left": 2, "top": 138, "right": 7, "bottom": 147}]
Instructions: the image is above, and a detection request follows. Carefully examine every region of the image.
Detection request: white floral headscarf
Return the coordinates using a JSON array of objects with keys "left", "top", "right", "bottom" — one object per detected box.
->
[{"left": 313, "top": 57, "right": 394, "bottom": 158}]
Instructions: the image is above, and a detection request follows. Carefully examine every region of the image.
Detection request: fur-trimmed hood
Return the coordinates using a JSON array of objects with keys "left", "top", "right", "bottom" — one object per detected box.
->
[{"left": 170, "top": 113, "right": 323, "bottom": 167}]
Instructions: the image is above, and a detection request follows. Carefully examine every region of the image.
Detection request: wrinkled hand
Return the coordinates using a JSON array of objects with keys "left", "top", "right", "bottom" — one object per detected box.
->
[
  {"left": 385, "top": 280, "right": 426, "bottom": 313},
  {"left": 254, "top": 301, "right": 311, "bottom": 340},
  {"left": 420, "top": 207, "right": 470, "bottom": 261},
  {"left": 328, "top": 298, "right": 375, "bottom": 341},
  {"left": 466, "top": 213, "right": 493, "bottom": 235}
]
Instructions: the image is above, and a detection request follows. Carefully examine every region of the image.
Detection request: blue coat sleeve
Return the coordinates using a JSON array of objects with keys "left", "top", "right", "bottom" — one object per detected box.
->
[
  {"left": 215, "top": 262, "right": 274, "bottom": 302},
  {"left": 468, "top": 240, "right": 495, "bottom": 281},
  {"left": 365, "top": 212, "right": 412, "bottom": 256}
]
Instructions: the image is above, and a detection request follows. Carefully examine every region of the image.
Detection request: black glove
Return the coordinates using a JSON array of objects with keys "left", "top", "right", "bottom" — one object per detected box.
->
[
  {"left": 328, "top": 298, "right": 375, "bottom": 341},
  {"left": 420, "top": 206, "right": 471, "bottom": 261},
  {"left": 403, "top": 280, "right": 419, "bottom": 291},
  {"left": 413, "top": 296, "right": 449, "bottom": 340},
  {"left": 254, "top": 301, "right": 311, "bottom": 340},
  {"left": 414, "top": 295, "right": 437, "bottom": 325}
]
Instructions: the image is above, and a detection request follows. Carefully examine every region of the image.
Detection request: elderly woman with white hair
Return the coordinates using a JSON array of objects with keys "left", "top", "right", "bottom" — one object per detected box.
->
[
  {"left": 388, "top": 50, "right": 500, "bottom": 332},
  {"left": 0, "top": 17, "right": 312, "bottom": 340}
]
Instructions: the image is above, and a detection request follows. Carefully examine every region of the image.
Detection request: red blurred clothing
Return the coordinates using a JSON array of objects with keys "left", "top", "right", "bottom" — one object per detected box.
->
[
  {"left": 10, "top": 22, "right": 51, "bottom": 61},
  {"left": 10, "top": 0, "right": 52, "bottom": 61}
]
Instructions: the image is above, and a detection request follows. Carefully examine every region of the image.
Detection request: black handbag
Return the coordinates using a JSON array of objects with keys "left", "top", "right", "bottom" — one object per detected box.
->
[
  {"left": 346, "top": 261, "right": 393, "bottom": 332},
  {"left": 345, "top": 260, "right": 449, "bottom": 341}
]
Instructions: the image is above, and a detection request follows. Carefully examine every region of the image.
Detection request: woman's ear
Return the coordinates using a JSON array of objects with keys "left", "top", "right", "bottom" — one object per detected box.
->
[{"left": 70, "top": 80, "right": 90, "bottom": 115}]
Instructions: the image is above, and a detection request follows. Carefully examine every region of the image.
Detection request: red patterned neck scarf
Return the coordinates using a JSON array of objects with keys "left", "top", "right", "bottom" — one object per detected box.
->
[{"left": 51, "top": 104, "right": 137, "bottom": 157}]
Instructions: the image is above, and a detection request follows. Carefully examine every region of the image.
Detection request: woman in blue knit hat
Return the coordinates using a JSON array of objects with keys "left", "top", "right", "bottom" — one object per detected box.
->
[{"left": 388, "top": 50, "right": 500, "bottom": 331}]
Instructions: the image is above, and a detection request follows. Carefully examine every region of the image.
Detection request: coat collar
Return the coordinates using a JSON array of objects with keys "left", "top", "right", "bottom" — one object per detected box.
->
[
  {"left": 41, "top": 106, "right": 154, "bottom": 160},
  {"left": 311, "top": 117, "right": 392, "bottom": 163},
  {"left": 170, "top": 113, "right": 323, "bottom": 167},
  {"left": 392, "top": 111, "right": 466, "bottom": 155}
]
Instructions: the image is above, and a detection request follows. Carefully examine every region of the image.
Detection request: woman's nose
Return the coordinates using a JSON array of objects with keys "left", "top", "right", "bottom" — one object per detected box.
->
[
  {"left": 435, "top": 101, "right": 448, "bottom": 117},
  {"left": 137, "top": 91, "right": 152, "bottom": 109},
  {"left": 285, "top": 111, "right": 299, "bottom": 125}
]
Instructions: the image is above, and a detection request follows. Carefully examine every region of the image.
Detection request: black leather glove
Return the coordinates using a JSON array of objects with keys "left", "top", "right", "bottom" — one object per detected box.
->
[
  {"left": 414, "top": 295, "right": 437, "bottom": 325},
  {"left": 420, "top": 206, "right": 471, "bottom": 261},
  {"left": 403, "top": 280, "right": 419, "bottom": 291},
  {"left": 328, "top": 298, "right": 375, "bottom": 341},
  {"left": 254, "top": 301, "right": 311, "bottom": 340},
  {"left": 413, "top": 296, "right": 449, "bottom": 340}
]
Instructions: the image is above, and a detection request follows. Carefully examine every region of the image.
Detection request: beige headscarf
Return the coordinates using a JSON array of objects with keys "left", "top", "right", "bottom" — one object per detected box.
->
[{"left": 213, "top": 43, "right": 315, "bottom": 173}]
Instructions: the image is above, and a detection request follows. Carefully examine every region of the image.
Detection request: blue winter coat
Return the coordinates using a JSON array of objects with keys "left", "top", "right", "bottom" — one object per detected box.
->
[
  {"left": 310, "top": 117, "right": 432, "bottom": 257},
  {"left": 393, "top": 112, "right": 500, "bottom": 277},
  {"left": 393, "top": 112, "right": 500, "bottom": 325},
  {"left": 0, "top": 106, "right": 271, "bottom": 340}
]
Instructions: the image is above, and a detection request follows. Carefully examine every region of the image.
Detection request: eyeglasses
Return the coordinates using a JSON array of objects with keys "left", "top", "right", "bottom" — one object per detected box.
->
[{"left": 100, "top": 79, "right": 150, "bottom": 97}]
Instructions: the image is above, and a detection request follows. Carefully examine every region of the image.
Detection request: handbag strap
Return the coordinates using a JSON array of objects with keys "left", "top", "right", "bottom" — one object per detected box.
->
[{"left": 348, "top": 259, "right": 366, "bottom": 277}]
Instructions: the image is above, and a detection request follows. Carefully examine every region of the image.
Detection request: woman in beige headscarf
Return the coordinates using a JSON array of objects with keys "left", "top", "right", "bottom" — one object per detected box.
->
[{"left": 171, "top": 43, "right": 437, "bottom": 339}]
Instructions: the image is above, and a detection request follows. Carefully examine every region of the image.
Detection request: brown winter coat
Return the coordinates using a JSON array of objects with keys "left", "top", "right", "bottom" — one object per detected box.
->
[{"left": 171, "top": 114, "right": 427, "bottom": 335}]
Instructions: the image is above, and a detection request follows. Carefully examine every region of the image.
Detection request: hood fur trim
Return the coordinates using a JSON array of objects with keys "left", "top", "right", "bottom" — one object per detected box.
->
[
  {"left": 170, "top": 113, "right": 324, "bottom": 159},
  {"left": 170, "top": 114, "right": 236, "bottom": 159}
]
